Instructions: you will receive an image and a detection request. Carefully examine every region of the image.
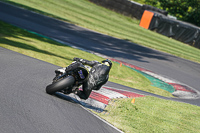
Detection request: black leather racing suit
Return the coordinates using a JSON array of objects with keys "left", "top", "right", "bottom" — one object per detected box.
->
[{"left": 65, "top": 58, "right": 111, "bottom": 100}]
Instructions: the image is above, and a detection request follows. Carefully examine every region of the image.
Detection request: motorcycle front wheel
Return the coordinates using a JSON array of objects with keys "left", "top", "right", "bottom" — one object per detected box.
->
[{"left": 46, "top": 75, "right": 75, "bottom": 95}]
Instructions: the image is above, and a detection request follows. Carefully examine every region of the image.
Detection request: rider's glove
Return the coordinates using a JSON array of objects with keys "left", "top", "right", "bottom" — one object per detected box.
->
[{"left": 73, "top": 57, "right": 81, "bottom": 62}]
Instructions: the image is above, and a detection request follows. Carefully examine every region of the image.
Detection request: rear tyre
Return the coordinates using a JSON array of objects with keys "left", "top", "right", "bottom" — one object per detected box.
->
[{"left": 46, "top": 76, "right": 75, "bottom": 95}]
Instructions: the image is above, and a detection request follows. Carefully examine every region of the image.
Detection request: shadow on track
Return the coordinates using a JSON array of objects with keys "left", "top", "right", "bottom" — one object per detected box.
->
[{"left": 53, "top": 92, "right": 105, "bottom": 112}]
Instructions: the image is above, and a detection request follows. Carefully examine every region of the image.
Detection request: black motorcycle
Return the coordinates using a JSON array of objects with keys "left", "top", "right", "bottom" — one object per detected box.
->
[{"left": 46, "top": 62, "right": 89, "bottom": 95}]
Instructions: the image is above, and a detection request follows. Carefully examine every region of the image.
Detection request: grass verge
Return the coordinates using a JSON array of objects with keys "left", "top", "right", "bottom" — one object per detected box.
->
[{"left": 95, "top": 97, "right": 200, "bottom": 133}]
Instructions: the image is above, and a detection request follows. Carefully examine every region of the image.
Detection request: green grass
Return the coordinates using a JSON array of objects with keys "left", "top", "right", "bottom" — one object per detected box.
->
[
  {"left": 96, "top": 97, "right": 200, "bottom": 133},
  {"left": 1, "top": 0, "right": 200, "bottom": 63},
  {"left": 130, "top": 0, "right": 146, "bottom": 4}
]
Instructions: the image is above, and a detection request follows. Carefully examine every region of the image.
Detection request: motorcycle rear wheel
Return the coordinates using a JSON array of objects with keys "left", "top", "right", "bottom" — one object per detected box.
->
[{"left": 46, "top": 75, "right": 75, "bottom": 95}]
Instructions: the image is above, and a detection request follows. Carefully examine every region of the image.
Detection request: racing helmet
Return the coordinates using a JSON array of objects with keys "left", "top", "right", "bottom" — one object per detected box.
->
[{"left": 102, "top": 59, "right": 112, "bottom": 68}]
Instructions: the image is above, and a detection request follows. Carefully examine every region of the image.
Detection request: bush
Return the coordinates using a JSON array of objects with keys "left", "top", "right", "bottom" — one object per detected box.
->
[{"left": 145, "top": 0, "right": 200, "bottom": 27}]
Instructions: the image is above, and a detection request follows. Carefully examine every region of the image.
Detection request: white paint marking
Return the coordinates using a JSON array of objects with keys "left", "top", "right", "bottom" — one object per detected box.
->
[{"left": 93, "top": 88, "right": 127, "bottom": 99}]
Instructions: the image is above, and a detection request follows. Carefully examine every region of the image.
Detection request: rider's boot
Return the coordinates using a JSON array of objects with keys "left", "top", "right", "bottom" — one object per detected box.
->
[
  {"left": 63, "top": 89, "right": 72, "bottom": 94},
  {"left": 63, "top": 86, "right": 78, "bottom": 94}
]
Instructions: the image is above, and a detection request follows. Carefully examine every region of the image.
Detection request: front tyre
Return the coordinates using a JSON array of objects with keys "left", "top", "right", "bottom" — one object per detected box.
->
[{"left": 46, "top": 76, "right": 75, "bottom": 95}]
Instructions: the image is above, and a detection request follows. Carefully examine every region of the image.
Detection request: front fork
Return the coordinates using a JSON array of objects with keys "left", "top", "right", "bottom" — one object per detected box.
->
[{"left": 53, "top": 72, "right": 69, "bottom": 83}]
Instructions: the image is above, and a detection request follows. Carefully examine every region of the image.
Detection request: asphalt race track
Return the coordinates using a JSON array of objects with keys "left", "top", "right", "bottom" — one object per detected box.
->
[
  {"left": 0, "top": 47, "right": 121, "bottom": 133},
  {"left": 1, "top": 1, "right": 200, "bottom": 132}
]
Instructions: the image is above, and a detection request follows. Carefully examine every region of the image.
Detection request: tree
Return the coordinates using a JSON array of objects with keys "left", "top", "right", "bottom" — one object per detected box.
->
[{"left": 145, "top": 0, "right": 200, "bottom": 26}]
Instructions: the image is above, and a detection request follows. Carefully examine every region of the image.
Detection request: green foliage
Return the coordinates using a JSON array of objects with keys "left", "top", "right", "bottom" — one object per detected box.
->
[{"left": 145, "top": 0, "right": 200, "bottom": 26}]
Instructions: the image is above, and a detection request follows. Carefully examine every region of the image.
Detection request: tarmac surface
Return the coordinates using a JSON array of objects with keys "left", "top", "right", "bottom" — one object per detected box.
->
[{"left": 0, "top": 47, "right": 122, "bottom": 133}]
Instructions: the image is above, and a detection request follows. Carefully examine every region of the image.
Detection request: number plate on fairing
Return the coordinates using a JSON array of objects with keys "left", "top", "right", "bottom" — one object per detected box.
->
[{"left": 78, "top": 70, "right": 85, "bottom": 79}]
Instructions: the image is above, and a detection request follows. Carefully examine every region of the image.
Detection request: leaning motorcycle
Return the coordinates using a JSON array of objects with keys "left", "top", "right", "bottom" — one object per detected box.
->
[{"left": 46, "top": 62, "right": 89, "bottom": 95}]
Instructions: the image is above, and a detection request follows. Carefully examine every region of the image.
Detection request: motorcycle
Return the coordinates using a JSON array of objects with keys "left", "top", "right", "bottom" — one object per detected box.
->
[{"left": 46, "top": 62, "right": 89, "bottom": 95}]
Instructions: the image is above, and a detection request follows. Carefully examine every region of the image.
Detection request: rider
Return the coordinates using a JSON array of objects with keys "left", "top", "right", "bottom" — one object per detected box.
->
[{"left": 55, "top": 58, "right": 112, "bottom": 100}]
